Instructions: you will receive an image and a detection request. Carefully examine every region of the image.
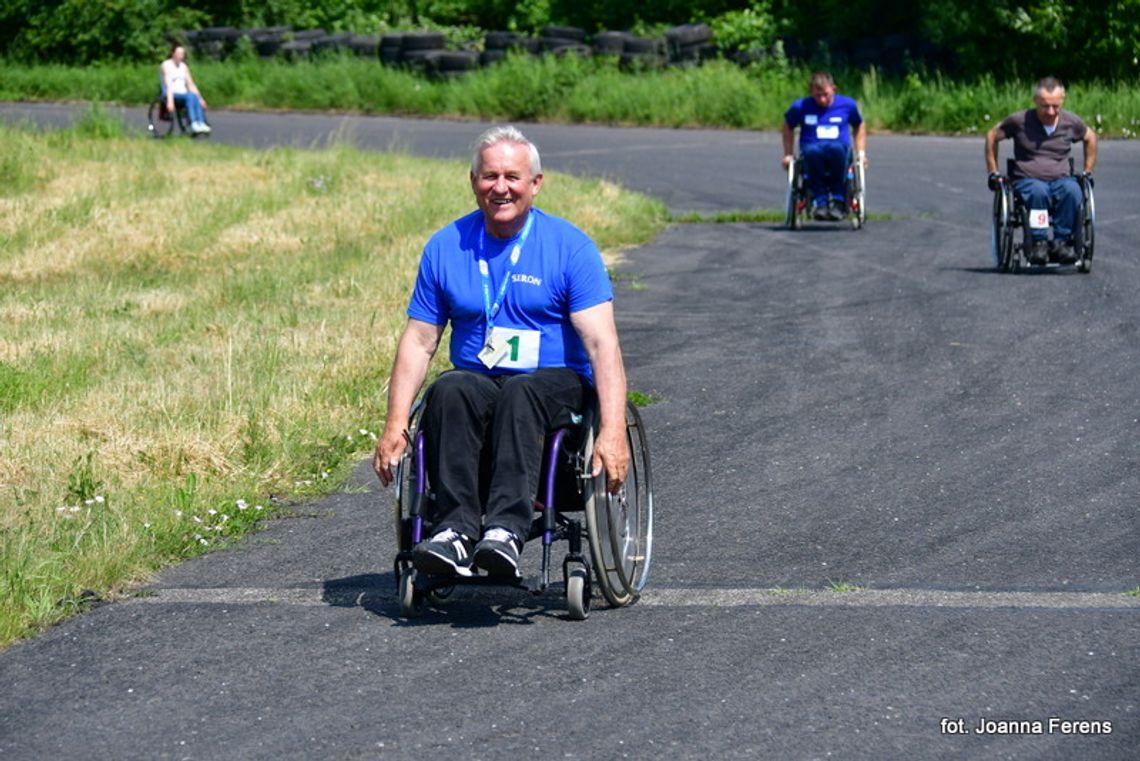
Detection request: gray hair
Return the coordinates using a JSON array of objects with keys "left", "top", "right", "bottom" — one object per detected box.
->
[
  {"left": 470, "top": 125, "right": 542, "bottom": 176},
  {"left": 1035, "top": 76, "right": 1065, "bottom": 96}
]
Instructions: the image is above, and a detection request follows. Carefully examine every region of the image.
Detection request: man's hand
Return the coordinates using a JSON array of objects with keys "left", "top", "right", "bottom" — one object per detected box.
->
[
  {"left": 372, "top": 427, "right": 409, "bottom": 488},
  {"left": 1080, "top": 171, "right": 1094, "bottom": 188},
  {"left": 781, "top": 154, "right": 795, "bottom": 170},
  {"left": 591, "top": 423, "right": 630, "bottom": 494},
  {"left": 987, "top": 172, "right": 1004, "bottom": 191}
]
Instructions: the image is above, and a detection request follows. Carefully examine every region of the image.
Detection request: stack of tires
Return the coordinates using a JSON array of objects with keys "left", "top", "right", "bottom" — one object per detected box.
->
[
  {"left": 379, "top": 34, "right": 404, "bottom": 65},
  {"left": 246, "top": 26, "right": 290, "bottom": 58},
  {"left": 592, "top": 31, "right": 632, "bottom": 56},
  {"left": 393, "top": 31, "right": 447, "bottom": 72},
  {"left": 665, "top": 24, "right": 716, "bottom": 64},
  {"left": 311, "top": 32, "right": 352, "bottom": 56},
  {"left": 620, "top": 35, "right": 667, "bottom": 69},
  {"left": 429, "top": 50, "right": 480, "bottom": 79},
  {"left": 540, "top": 26, "right": 591, "bottom": 57},
  {"left": 278, "top": 29, "right": 326, "bottom": 60},
  {"left": 377, "top": 32, "right": 478, "bottom": 78},
  {"left": 188, "top": 27, "right": 241, "bottom": 60},
  {"left": 175, "top": 23, "right": 819, "bottom": 72},
  {"left": 481, "top": 31, "right": 542, "bottom": 66},
  {"left": 347, "top": 35, "right": 380, "bottom": 58}
]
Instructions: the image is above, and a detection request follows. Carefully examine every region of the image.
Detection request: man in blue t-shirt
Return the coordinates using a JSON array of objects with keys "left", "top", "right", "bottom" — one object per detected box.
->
[
  {"left": 781, "top": 71, "right": 867, "bottom": 221},
  {"left": 373, "top": 126, "right": 630, "bottom": 580}
]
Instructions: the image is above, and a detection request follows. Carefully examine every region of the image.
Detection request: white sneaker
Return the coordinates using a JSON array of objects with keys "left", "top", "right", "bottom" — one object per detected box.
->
[{"left": 199, "top": 122, "right": 212, "bottom": 134}]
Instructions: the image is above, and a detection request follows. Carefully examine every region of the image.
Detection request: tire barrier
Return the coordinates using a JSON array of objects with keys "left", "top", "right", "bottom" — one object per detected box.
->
[{"left": 174, "top": 24, "right": 928, "bottom": 76}]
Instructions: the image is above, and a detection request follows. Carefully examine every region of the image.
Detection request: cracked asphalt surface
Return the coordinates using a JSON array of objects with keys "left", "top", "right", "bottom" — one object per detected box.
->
[{"left": 1, "top": 103, "right": 1138, "bottom": 760}]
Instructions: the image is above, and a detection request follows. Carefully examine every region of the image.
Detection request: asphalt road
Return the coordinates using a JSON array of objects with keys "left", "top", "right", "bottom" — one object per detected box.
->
[{"left": 1, "top": 103, "right": 1138, "bottom": 761}]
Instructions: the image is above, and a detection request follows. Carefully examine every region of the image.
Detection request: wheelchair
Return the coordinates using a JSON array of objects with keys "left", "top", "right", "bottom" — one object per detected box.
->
[
  {"left": 785, "top": 146, "right": 866, "bottom": 230},
  {"left": 392, "top": 394, "right": 653, "bottom": 620},
  {"left": 146, "top": 92, "right": 208, "bottom": 139},
  {"left": 991, "top": 159, "right": 1094, "bottom": 274}
]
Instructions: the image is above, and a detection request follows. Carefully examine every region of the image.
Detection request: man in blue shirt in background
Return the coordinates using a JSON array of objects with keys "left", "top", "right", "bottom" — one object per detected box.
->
[
  {"left": 373, "top": 125, "right": 630, "bottom": 580},
  {"left": 782, "top": 71, "right": 867, "bottom": 220}
]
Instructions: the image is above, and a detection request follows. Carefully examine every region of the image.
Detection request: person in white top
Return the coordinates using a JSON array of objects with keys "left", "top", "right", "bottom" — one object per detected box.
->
[{"left": 160, "top": 43, "right": 210, "bottom": 134}]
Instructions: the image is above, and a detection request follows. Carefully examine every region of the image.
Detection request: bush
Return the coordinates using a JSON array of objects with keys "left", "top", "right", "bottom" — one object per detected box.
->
[
  {"left": 709, "top": 1, "right": 780, "bottom": 53},
  {"left": 3, "top": 0, "right": 208, "bottom": 64}
]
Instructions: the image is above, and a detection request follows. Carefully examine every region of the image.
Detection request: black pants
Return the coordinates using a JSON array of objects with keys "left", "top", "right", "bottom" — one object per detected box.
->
[{"left": 421, "top": 368, "right": 592, "bottom": 543}]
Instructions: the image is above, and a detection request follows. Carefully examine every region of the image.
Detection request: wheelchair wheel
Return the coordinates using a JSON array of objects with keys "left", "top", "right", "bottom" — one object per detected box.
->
[
  {"left": 1076, "top": 176, "right": 1095, "bottom": 274},
  {"left": 566, "top": 566, "right": 591, "bottom": 621},
  {"left": 847, "top": 160, "right": 866, "bottom": 230},
  {"left": 146, "top": 99, "right": 189, "bottom": 139},
  {"left": 392, "top": 401, "right": 455, "bottom": 607},
  {"left": 398, "top": 567, "right": 423, "bottom": 618},
  {"left": 582, "top": 400, "right": 654, "bottom": 607},
  {"left": 991, "top": 184, "right": 1016, "bottom": 272},
  {"left": 393, "top": 402, "right": 425, "bottom": 553},
  {"left": 784, "top": 160, "right": 804, "bottom": 230}
]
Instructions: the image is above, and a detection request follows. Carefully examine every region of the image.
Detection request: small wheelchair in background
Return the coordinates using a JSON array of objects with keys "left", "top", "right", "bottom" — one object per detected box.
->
[
  {"left": 146, "top": 92, "right": 208, "bottom": 139},
  {"left": 991, "top": 158, "right": 1094, "bottom": 274},
  {"left": 785, "top": 147, "right": 866, "bottom": 230},
  {"left": 392, "top": 396, "right": 654, "bottom": 621}
]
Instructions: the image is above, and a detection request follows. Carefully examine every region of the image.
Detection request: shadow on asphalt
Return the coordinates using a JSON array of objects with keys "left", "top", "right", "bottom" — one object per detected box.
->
[
  {"left": 941, "top": 265, "right": 1086, "bottom": 276},
  {"left": 322, "top": 573, "right": 580, "bottom": 628}
]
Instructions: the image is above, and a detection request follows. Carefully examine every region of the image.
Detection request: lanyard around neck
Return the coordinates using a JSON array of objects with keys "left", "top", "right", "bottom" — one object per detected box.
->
[{"left": 478, "top": 212, "right": 534, "bottom": 342}]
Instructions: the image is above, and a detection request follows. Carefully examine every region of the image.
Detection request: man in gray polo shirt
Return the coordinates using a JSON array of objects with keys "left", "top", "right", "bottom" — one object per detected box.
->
[{"left": 985, "top": 76, "right": 1098, "bottom": 265}]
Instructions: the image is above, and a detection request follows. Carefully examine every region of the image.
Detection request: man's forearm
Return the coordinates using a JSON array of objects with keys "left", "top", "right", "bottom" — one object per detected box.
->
[{"left": 592, "top": 343, "right": 627, "bottom": 433}]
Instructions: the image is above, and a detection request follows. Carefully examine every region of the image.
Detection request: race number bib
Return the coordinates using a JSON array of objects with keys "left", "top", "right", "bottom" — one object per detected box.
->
[
  {"left": 1028, "top": 209, "right": 1050, "bottom": 229},
  {"left": 478, "top": 327, "right": 540, "bottom": 370},
  {"left": 815, "top": 125, "right": 840, "bottom": 140}
]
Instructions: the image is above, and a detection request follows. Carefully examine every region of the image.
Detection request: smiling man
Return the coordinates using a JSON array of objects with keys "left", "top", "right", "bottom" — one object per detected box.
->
[{"left": 373, "top": 125, "right": 629, "bottom": 581}]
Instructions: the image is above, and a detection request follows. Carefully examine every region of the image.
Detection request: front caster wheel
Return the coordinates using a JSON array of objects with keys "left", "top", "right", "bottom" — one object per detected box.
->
[
  {"left": 567, "top": 567, "right": 591, "bottom": 621},
  {"left": 398, "top": 570, "right": 421, "bottom": 618}
]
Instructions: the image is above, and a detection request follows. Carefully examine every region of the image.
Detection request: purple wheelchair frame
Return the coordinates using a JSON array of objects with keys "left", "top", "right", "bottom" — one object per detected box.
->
[{"left": 395, "top": 414, "right": 593, "bottom": 599}]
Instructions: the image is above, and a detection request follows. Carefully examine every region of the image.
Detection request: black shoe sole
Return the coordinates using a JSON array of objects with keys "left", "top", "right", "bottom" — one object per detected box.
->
[
  {"left": 473, "top": 547, "right": 521, "bottom": 578},
  {"left": 413, "top": 549, "right": 474, "bottom": 578}
]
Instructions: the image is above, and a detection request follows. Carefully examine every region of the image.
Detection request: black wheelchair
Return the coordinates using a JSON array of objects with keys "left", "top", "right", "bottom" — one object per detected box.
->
[
  {"left": 146, "top": 92, "right": 208, "bottom": 139},
  {"left": 991, "top": 159, "right": 1094, "bottom": 274},
  {"left": 785, "top": 146, "right": 866, "bottom": 230},
  {"left": 393, "top": 395, "right": 653, "bottom": 620}
]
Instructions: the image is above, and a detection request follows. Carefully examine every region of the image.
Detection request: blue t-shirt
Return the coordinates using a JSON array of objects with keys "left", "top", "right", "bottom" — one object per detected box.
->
[
  {"left": 784, "top": 94, "right": 863, "bottom": 149},
  {"left": 407, "top": 207, "right": 612, "bottom": 381}
]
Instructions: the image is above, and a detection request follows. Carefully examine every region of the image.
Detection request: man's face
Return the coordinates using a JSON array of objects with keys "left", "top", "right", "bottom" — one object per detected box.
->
[
  {"left": 811, "top": 82, "right": 836, "bottom": 108},
  {"left": 1034, "top": 88, "right": 1065, "bottom": 125},
  {"left": 471, "top": 141, "right": 542, "bottom": 238}
]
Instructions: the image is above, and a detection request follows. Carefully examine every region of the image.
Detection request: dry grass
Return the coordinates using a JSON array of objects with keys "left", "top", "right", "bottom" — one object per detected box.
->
[{"left": 0, "top": 122, "right": 668, "bottom": 645}]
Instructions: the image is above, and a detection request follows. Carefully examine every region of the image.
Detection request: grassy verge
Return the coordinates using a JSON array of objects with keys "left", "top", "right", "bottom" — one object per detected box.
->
[
  {"left": 0, "top": 110, "right": 668, "bottom": 648},
  {"left": 2, "top": 55, "right": 1139, "bottom": 137}
]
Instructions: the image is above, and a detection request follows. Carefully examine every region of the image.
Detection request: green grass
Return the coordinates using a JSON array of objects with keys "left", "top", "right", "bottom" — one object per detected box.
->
[
  {"left": 1126, "top": 586, "right": 1140, "bottom": 598},
  {"left": 2, "top": 55, "right": 1139, "bottom": 136},
  {"left": 627, "top": 390, "right": 664, "bottom": 407},
  {"left": 0, "top": 113, "right": 668, "bottom": 648}
]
